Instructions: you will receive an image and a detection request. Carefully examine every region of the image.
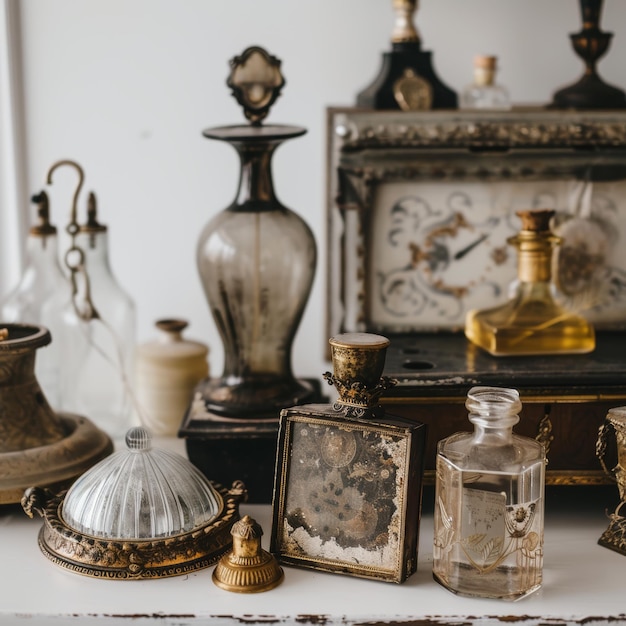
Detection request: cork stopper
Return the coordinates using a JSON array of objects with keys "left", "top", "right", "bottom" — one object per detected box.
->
[
  {"left": 516, "top": 209, "right": 555, "bottom": 233},
  {"left": 474, "top": 55, "right": 497, "bottom": 70}
]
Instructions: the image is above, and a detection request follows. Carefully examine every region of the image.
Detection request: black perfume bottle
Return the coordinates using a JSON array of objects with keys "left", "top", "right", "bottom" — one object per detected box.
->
[{"left": 357, "top": 0, "right": 457, "bottom": 110}]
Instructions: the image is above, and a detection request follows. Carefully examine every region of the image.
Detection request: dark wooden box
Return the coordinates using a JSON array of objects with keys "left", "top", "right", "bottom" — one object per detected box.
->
[{"left": 381, "top": 332, "right": 626, "bottom": 485}]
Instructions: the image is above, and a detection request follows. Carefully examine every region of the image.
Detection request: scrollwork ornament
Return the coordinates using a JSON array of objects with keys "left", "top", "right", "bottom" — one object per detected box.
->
[{"left": 323, "top": 371, "right": 396, "bottom": 409}]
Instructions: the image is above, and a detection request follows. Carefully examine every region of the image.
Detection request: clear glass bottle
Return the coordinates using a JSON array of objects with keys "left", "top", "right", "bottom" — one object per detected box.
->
[
  {"left": 433, "top": 386, "right": 545, "bottom": 600},
  {"left": 460, "top": 55, "right": 511, "bottom": 110},
  {"left": 59, "top": 192, "right": 136, "bottom": 439},
  {"left": 0, "top": 192, "right": 69, "bottom": 407},
  {"left": 465, "top": 209, "right": 595, "bottom": 356}
]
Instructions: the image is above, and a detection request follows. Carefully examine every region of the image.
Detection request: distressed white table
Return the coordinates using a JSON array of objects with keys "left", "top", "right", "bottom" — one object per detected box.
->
[{"left": 1, "top": 438, "right": 624, "bottom": 625}]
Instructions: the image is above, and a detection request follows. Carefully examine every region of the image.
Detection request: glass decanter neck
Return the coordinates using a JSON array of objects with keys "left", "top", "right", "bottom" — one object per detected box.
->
[
  {"left": 233, "top": 141, "right": 279, "bottom": 208},
  {"left": 466, "top": 386, "right": 521, "bottom": 442}
]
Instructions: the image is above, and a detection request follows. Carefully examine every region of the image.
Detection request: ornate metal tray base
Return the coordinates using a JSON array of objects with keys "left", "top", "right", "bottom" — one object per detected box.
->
[
  {"left": 0, "top": 413, "right": 112, "bottom": 505},
  {"left": 22, "top": 481, "right": 246, "bottom": 579}
]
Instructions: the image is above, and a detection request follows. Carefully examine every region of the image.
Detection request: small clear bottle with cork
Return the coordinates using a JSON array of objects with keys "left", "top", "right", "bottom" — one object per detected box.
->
[
  {"left": 460, "top": 55, "right": 511, "bottom": 110},
  {"left": 464, "top": 209, "right": 595, "bottom": 356}
]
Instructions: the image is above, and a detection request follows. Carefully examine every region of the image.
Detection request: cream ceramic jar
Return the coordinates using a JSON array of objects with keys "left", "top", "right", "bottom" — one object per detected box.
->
[{"left": 136, "top": 319, "right": 209, "bottom": 436}]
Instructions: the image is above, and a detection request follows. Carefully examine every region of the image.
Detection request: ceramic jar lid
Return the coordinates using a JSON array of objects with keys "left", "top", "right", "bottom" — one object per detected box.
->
[
  {"left": 137, "top": 319, "right": 209, "bottom": 362},
  {"left": 136, "top": 320, "right": 209, "bottom": 436}
]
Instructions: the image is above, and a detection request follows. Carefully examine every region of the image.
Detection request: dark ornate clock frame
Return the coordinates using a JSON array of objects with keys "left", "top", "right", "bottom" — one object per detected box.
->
[{"left": 326, "top": 107, "right": 626, "bottom": 486}]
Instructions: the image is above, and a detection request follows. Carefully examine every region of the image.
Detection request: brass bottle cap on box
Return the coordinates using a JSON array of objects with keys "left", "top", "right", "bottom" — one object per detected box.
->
[
  {"left": 212, "top": 515, "right": 284, "bottom": 593},
  {"left": 324, "top": 333, "right": 396, "bottom": 409}
]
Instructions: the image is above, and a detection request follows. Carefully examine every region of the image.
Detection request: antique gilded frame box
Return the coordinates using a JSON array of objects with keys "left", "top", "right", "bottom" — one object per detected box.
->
[
  {"left": 271, "top": 403, "right": 427, "bottom": 583},
  {"left": 326, "top": 107, "right": 626, "bottom": 484}
]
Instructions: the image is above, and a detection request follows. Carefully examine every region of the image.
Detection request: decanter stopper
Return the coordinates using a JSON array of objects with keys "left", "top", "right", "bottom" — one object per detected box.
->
[
  {"left": 391, "top": 0, "right": 420, "bottom": 43},
  {"left": 212, "top": 515, "right": 284, "bottom": 593},
  {"left": 323, "top": 333, "right": 396, "bottom": 411},
  {"left": 227, "top": 46, "right": 285, "bottom": 126}
]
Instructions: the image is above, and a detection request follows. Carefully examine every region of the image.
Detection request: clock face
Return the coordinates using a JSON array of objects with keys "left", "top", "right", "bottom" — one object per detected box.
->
[{"left": 368, "top": 182, "right": 521, "bottom": 329}]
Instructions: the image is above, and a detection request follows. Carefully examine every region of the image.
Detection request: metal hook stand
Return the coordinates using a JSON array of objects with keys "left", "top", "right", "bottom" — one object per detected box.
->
[
  {"left": 46, "top": 160, "right": 100, "bottom": 322},
  {"left": 45, "top": 160, "right": 142, "bottom": 430}
]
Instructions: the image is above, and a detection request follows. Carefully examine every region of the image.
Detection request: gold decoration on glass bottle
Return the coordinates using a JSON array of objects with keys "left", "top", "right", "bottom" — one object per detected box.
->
[{"left": 464, "top": 209, "right": 595, "bottom": 356}]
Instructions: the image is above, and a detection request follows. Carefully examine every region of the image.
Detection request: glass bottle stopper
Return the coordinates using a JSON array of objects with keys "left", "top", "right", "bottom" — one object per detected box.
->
[
  {"left": 212, "top": 515, "right": 284, "bottom": 593},
  {"left": 227, "top": 46, "right": 285, "bottom": 126}
]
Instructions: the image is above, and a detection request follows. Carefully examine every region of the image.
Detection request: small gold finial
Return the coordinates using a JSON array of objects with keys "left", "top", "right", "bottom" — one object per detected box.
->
[
  {"left": 79, "top": 192, "right": 107, "bottom": 233},
  {"left": 29, "top": 191, "right": 57, "bottom": 237},
  {"left": 391, "top": 0, "right": 420, "bottom": 44},
  {"left": 212, "top": 515, "right": 283, "bottom": 593},
  {"left": 0, "top": 328, "right": 8, "bottom": 342}
]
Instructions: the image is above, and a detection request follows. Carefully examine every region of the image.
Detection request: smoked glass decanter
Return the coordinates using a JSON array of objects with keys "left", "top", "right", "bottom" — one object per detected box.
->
[
  {"left": 433, "top": 386, "right": 545, "bottom": 600},
  {"left": 465, "top": 209, "right": 595, "bottom": 356},
  {"left": 0, "top": 191, "right": 68, "bottom": 407},
  {"left": 193, "top": 46, "right": 317, "bottom": 420}
]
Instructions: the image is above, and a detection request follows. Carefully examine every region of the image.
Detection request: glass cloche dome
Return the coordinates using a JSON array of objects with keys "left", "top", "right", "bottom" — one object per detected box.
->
[
  {"left": 23, "top": 427, "right": 247, "bottom": 579},
  {"left": 62, "top": 427, "right": 221, "bottom": 539}
]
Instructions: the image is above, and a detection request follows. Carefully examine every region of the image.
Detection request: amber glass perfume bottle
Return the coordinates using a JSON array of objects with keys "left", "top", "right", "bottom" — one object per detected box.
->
[
  {"left": 465, "top": 209, "right": 595, "bottom": 356},
  {"left": 433, "top": 386, "right": 545, "bottom": 599}
]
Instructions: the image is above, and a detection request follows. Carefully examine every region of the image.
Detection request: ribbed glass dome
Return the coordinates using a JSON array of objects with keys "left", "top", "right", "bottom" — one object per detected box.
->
[{"left": 62, "top": 427, "right": 221, "bottom": 539}]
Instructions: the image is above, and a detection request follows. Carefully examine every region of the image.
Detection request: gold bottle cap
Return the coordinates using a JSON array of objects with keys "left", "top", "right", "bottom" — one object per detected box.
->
[
  {"left": 391, "top": 0, "right": 420, "bottom": 44},
  {"left": 212, "top": 515, "right": 284, "bottom": 593},
  {"left": 29, "top": 191, "right": 57, "bottom": 237},
  {"left": 79, "top": 192, "right": 107, "bottom": 233}
]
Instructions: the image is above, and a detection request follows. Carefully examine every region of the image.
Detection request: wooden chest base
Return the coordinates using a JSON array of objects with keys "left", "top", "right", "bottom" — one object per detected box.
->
[{"left": 381, "top": 332, "right": 626, "bottom": 485}]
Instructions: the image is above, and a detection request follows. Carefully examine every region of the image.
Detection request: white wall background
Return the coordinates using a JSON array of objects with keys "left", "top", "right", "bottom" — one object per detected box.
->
[{"left": 7, "top": 0, "right": 626, "bottom": 380}]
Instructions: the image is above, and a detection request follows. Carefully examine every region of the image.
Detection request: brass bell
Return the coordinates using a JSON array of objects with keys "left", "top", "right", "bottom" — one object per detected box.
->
[{"left": 212, "top": 515, "right": 283, "bottom": 593}]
